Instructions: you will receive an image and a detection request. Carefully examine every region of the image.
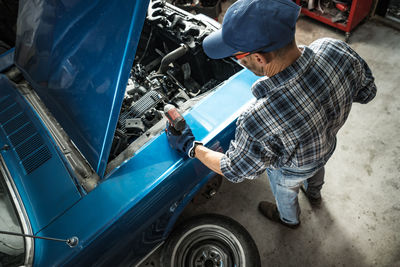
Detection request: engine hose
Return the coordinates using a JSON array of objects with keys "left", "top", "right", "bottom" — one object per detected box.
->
[{"left": 157, "top": 44, "right": 189, "bottom": 74}]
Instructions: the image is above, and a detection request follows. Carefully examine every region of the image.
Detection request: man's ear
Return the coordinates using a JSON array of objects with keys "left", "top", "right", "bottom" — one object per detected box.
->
[{"left": 253, "top": 52, "right": 272, "bottom": 65}]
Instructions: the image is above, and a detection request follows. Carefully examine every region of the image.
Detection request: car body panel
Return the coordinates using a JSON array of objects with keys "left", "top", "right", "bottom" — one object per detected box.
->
[
  {"left": 1, "top": 0, "right": 261, "bottom": 265},
  {"left": 14, "top": 0, "right": 150, "bottom": 177},
  {"left": 0, "top": 75, "right": 81, "bottom": 233},
  {"left": 30, "top": 69, "right": 258, "bottom": 265},
  {"left": 0, "top": 48, "right": 14, "bottom": 72}
]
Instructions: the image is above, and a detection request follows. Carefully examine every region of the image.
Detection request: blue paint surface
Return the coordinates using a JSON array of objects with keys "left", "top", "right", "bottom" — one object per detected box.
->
[
  {"left": 0, "top": 75, "right": 81, "bottom": 232},
  {"left": 14, "top": 0, "right": 150, "bottom": 177},
  {"left": 0, "top": 48, "right": 14, "bottom": 72},
  {"left": 1, "top": 0, "right": 262, "bottom": 264},
  {"left": 30, "top": 69, "right": 258, "bottom": 265}
]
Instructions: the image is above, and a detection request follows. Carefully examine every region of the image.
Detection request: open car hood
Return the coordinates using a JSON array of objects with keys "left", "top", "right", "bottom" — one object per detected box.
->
[{"left": 14, "top": 0, "right": 150, "bottom": 177}]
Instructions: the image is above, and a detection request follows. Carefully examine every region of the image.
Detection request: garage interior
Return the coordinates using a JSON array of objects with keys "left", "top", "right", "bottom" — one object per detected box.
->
[
  {"left": 0, "top": 0, "right": 399, "bottom": 266},
  {"left": 139, "top": 0, "right": 400, "bottom": 266}
]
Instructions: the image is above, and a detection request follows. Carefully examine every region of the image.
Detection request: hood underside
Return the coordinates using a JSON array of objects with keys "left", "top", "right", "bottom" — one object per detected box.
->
[{"left": 15, "top": 0, "right": 150, "bottom": 177}]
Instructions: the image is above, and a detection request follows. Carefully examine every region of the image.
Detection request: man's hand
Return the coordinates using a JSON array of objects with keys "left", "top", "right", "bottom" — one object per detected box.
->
[
  {"left": 166, "top": 122, "right": 224, "bottom": 175},
  {"left": 166, "top": 122, "right": 201, "bottom": 158}
]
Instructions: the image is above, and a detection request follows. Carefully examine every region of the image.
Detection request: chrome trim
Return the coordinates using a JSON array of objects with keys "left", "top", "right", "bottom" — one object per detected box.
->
[{"left": 0, "top": 155, "right": 34, "bottom": 266}]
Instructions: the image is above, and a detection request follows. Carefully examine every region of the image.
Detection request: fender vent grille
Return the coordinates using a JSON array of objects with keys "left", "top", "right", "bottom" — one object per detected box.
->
[{"left": 0, "top": 94, "right": 52, "bottom": 174}]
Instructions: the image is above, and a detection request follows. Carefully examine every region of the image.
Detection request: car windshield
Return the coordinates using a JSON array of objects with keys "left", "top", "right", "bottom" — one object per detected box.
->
[{"left": 0, "top": 170, "right": 25, "bottom": 267}]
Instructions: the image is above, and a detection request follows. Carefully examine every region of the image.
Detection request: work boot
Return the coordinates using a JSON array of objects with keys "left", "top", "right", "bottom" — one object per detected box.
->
[
  {"left": 258, "top": 201, "right": 300, "bottom": 229},
  {"left": 301, "top": 185, "right": 322, "bottom": 207}
]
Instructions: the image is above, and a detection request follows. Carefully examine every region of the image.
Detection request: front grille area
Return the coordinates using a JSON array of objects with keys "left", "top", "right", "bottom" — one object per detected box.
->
[{"left": 0, "top": 94, "right": 52, "bottom": 174}]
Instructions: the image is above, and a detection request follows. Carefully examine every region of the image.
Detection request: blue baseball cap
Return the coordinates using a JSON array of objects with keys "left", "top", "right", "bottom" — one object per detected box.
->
[{"left": 202, "top": 0, "right": 300, "bottom": 59}]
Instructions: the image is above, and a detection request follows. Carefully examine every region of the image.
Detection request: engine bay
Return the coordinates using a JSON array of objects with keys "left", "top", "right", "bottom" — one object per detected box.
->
[{"left": 108, "top": 0, "right": 243, "bottom": 162}]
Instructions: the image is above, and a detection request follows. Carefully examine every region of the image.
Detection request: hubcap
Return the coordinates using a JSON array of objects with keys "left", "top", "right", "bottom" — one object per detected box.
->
[
  {"left": 192, "top": 244, "right": 225, "bottom": 267},
  {"left": 171, "top": 224, "right": 246, "bottom": 267}
]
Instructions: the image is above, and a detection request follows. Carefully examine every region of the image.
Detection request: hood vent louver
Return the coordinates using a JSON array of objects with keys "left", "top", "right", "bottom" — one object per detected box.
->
[
  {"left": 0, "top": 94, "right": 52, "bottom": 174},
  {"left": 21, "top": 146, "right": 52, "bottom": 174}
]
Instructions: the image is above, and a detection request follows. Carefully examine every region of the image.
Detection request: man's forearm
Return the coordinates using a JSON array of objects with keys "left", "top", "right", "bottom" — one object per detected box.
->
[{"left": 194, "top": 145, "right": 224, "bottom": 176}]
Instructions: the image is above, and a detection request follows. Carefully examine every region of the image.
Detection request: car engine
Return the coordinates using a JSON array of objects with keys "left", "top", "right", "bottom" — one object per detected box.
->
[{"left": 108, "top": 0, "right": 242, "bottom": 162}]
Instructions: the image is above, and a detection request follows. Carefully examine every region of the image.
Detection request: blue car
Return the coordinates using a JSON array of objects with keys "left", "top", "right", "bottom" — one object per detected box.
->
[{"left": 0, "top": 0, "right": 261, "bottom": 266}]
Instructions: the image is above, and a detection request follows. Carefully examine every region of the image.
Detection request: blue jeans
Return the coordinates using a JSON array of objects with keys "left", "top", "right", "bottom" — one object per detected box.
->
[{"left": 267, "top": 164, "right": 325, "bottom": 225}]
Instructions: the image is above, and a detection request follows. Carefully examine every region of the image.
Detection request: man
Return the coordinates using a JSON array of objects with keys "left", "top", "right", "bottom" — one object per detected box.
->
[{"left": 166, "top": 0, "right": 376, "bottom": 228}]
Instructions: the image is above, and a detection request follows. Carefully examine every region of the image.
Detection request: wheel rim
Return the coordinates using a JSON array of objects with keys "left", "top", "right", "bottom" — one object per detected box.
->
[{"left": 171, "top": 224, "right": 246, "bottom": 267}]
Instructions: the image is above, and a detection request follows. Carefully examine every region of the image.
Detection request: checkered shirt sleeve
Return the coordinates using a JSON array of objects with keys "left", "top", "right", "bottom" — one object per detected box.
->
[{"left": 220, "top": 38, "right": 376, "bottom": 183}]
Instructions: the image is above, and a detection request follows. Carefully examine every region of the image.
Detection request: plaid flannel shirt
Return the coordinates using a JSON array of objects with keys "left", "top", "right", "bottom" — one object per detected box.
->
[{"left": 220, "top": 38, "right": 376, "bottom": 183}]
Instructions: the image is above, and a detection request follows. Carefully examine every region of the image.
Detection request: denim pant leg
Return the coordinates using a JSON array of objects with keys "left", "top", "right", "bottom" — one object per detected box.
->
[
  {"left": 267, "top": 165, "right": 322, "bottom": 225},
  {"left": 303, "top": 167, "right": 325, "bottom": 199}
]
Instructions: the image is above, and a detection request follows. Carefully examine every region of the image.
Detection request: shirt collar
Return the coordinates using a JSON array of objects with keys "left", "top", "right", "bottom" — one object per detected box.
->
[{"left": 251, "top": 46, "right": 315, "bottom": 99}]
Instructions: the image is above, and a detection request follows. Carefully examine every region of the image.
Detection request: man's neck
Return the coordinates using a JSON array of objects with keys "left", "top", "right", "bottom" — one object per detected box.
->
[{"left": 264, "top": 46, "right": 302, "bottom": 77}]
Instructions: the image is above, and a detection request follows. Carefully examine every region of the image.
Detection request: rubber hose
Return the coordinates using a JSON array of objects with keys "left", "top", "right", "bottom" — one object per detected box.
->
[{"left": 157, "top": 44, "right": 189, "bottom": 74}]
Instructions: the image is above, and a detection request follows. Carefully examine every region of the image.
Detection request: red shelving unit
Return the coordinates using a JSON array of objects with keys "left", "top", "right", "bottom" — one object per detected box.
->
[{"left": 295, "top": 0, "right": 373, "bottom": 41}]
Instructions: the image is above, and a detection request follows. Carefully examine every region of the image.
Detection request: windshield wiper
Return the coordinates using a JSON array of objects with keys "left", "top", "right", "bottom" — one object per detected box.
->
[{"left": 0, "top": 230, "right": 78, "bottom": 248}]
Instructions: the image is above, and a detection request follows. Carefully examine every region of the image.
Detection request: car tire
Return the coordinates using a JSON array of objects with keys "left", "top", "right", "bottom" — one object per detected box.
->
[{"left": 160, "top": 214, "right": 261, "bottom": 267}]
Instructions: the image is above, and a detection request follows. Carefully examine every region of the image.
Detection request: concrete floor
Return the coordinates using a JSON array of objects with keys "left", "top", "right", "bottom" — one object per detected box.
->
[{"left": 140, "top": 5, "right": 400, "bottom": 267}]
